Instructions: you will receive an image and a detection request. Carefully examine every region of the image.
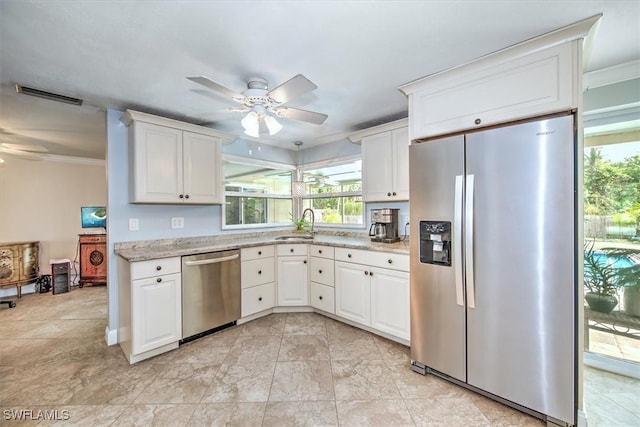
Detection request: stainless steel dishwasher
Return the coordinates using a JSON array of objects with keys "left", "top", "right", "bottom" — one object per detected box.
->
[{"left": 181, "top": 249, "right": 241, "bottom": 342}]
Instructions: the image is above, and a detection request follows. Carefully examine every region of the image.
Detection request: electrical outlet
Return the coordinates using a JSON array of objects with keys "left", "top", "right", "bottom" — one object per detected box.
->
[
  {"left": 171, "top": 217, "right": 184, "bottom": 229},
  {"left": 129, "top": 218, "right": 139, "bottom": 231}
]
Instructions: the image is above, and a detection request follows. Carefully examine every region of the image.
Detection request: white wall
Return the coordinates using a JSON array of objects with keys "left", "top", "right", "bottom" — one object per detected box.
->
[{"left": 0, "top": 156, "right": 106, "bottom": 295}]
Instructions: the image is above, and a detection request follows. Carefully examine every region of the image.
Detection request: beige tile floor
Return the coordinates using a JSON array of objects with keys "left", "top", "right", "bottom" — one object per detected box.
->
[{"left": 0, "top": 286, "right": 637, "bottom": 426}]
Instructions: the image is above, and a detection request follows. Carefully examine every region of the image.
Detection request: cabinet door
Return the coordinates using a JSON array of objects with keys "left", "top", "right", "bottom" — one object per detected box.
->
[
  {"left": 182, "top": 131, "right": 223, "bottom": 204},
  {"left": 242, "top": 282, "right": 275, "bottom": 317},
  {"left": 335, "top": 261, "right": 370, "bottom": 326},
  {"left": 370, "top": 267, "right": 410, "bottom": 340},
  {"left": 310, "top": 282, "right": 335, "bottom": 314},
  {"left": 277, "top": 256, "right": 308, "bottom": 306},
  {"left": 131, "top": 272, "right": 181, "bottom": 355},
  {"left": 79, "top": 243, "right": 107, "bottom": 281},
  {"left": 362, "top": 132, "right": 393, "bottom": 202},
  {"left": 391, "top": 128, "right": 409, "bottom": 200},
  {"left": 130, "top": 122, "right": 183, "bottom": 203}
]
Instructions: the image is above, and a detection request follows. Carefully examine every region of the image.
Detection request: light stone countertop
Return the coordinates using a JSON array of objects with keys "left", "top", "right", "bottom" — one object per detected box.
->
[{"left": 115, "top": 231, "right": 410, "bottom": 262}]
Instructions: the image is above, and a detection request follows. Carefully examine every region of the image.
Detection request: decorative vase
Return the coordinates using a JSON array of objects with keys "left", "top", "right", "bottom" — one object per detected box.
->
[
  {"left": 623, "top": 287, "right": 640, "bottom": 317},
  {"left": 584, "top": 292, "right": 618, "bottom": 313}
]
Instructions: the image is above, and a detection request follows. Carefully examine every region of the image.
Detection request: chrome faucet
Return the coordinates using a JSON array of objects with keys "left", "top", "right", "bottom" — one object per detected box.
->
[{"left": 302, "top": 208, "right": 315, "bottom": 234}]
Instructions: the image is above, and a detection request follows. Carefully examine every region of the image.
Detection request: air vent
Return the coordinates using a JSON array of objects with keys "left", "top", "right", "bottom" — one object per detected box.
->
[{"left": 15, "top": 84, "right": 83, "bottom": 106}]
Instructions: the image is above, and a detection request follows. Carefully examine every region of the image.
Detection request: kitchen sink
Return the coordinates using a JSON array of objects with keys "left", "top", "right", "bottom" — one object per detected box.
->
[{"left": 274, "top": 235, "right": 314, "bottom": 241}]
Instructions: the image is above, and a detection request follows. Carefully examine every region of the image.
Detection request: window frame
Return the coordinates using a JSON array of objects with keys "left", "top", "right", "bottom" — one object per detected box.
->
[
  {"left": 222, "top": 155, "right": 296, "bottom": 230},
  {"left": 299, "top": 155, "right": 365, "bottom": 229}
]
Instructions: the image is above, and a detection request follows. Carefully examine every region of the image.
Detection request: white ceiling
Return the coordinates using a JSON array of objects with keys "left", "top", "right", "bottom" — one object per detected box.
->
[{"left": 1, "top": 1, "right": 638, "bottom": 160}]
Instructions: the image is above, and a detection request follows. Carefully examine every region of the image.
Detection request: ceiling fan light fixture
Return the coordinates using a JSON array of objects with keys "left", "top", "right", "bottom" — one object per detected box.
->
[
  {"left": 241, "top": 111, "right": 260, "bottom": 137},
  {"left": 264, "top": 114, "right": 283, "bottom": 136}
]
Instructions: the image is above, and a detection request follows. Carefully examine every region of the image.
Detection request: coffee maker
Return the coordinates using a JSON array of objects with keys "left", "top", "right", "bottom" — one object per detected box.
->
[{"left": 369, "top": 208, "right": 400, "bottom": 243}]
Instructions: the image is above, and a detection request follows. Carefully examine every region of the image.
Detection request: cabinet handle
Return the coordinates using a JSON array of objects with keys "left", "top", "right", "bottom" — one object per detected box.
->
[
  {"left": 387, "top": 192, "right": 391, "bottom": 197},
  {"left": 474, "top": 118, "right": 481, "bottom": 125},
  {"left": 258, "top": 251, "right": 262, "bottom": 255},
  {"left": 156, "top": 278, "right": 162, "bottom": 283},
  {"left": 364, "top": 271, "right": 369, "bottom": 275},
  {"left": 258, "top": 297, "right": 263, "bottom": 301},
  {"left": 319, "top": 269, "right": 323, "bottom": 274},
  {"left": 319, "top": 296, "right": 323, "bottom": 300},
  {"left": 388, "top": 259, "right": 393, "bottom": 264},
  {"left": 156, "top": 266, "right": 162, "bottom": 271},
  {"left": 370, "top": 271, "right": 374, "bottom": 277},
  {"left": 185, "top": 194, "right": 190, "bottom": 199},
  {"left": 179, "top": 194, "right": 184, "bottom": 199},
  {"left": 348, "top": 254, "right": 352, "bottom": 258},
  {"left": 303, "top": 260, "right": 307, "bottom": 264},
  {"left": 319, "top": 250, "right": 322, "bottom": 254},
  {"left": 258, "top": 270, "right": 262, "bottom": 275},
  {"left": 392, "top": 192, "right": 396, "bottom": 196},
  {"left": 290, "top": 248, "right": 294, "bottom": 253}
]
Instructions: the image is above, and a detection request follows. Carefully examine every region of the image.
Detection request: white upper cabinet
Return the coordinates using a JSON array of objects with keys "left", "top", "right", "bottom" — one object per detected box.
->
[
  {"left": 122, "top": 110, "right": 231, "bottom": 204},
  {"left": 360, "top": 124, "right": 409, "bottom": 202},
  {"left": 398, "top": 14, "right": 601, "bottom": 140}
]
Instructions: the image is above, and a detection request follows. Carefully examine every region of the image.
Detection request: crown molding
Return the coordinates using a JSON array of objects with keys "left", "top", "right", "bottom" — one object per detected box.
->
[{"left": 583, "top": 60, "right": 640, "bottom": 90}]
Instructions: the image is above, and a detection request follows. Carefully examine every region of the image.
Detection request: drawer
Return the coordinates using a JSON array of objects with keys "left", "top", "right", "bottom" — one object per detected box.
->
[
  {"left": 241, "top": 258, "right": 275, "bottom": 289},
  {"left": 310, "top": 282, "right": 335, "bottom": 314},
  {"left": 241, "top": 245, "right": 275, "bottom": 261},
  {"left": 276, "top": 244, "right": 308, "bottom": 256},
  {"left": 309, "top": 245, "right": 334, "bottom": 259},
  {"left": 79, "top": 234, "right": 106, "bottom": 244},
  {"left": 131, "top": 257, "right": 181, "bottom": 280},
  {"left": 309, "top": 257, "right": 334, "bottom": 286},
  {"left": 242, "top": 282, "right": 275, "bottom": 317},
  {"left": 334, "top": 248, "right": 409, "bottom": 272}
]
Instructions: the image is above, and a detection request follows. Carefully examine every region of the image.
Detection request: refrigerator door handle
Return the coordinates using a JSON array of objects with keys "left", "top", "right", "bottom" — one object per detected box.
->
[
  {"left": 465, "top": 174, "right": 476, "bottom": 309},
  {"left": 454, "top": 175, "right": 464, "bottom": 307}
]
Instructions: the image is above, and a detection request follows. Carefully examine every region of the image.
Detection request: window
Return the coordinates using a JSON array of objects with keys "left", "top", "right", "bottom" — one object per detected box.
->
[
  {"left": 223, "top": 157, "right": 294, "bottom": 228},
  {"left": 301, "top": 159, "right": 363, "bottom": 227}
]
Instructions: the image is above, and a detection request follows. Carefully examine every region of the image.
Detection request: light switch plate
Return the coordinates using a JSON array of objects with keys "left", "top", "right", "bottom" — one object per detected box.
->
[
  {"left": 129, "top": 218, "right": 139, "bottom": 231},
  {"left": 171, "top": 217, "right": 184, "bottom": 229}
]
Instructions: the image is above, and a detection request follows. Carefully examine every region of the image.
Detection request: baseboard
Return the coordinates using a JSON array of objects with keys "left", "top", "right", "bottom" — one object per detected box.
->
[
  {"left": 584, "top": 351, "right": 640, "bottom": 379},
  {"left": 104, "top": 326, "right": 118, "bottom": 346},
  {"left": 577, "top": 409, "right": 588, "bottom": 427}
]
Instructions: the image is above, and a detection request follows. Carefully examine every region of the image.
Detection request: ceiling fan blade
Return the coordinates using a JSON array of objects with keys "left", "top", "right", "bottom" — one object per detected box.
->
[
  {"left": 275, "top": 107, "right": 328, "bottom": 125},
  {"left": 267, "top": 74, "right": 317, "bottom": 104},
  {"left": 187, "top": 76, "right": 245, "bottom": 101}
]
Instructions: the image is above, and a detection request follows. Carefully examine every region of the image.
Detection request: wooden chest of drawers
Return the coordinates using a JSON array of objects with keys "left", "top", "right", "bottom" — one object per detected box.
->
[{"left": 78, "top": 234, "right": 107, "bottom": 287}]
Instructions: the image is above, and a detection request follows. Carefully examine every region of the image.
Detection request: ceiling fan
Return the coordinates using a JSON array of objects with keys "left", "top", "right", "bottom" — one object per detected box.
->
[{"left": 187, "top": 74, "right": 327, "bottom": 138}]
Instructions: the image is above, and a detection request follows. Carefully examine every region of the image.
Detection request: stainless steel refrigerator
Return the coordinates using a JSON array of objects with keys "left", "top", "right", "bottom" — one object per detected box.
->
[{"left": 409, "top": 113, "right": 576, "bottom": 426}]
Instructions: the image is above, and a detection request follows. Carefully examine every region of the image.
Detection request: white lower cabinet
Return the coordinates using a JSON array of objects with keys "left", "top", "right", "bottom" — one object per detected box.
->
[
  {"left": 370, "top": 267, "right": 410, "bottom": 341},
  {"left": 240, "top": 245, "right": 275, "bottom": 317},
  {"left": 277, "top": 244, "right": 309, "bottom": 306},
  {"left": 310, "top": 282, "right": 335, "bottom": 313},
  {"left": 132, "top": 272, "right": 182, "bottom": 354},
  {"left": 309, "top": 246, "right": 335, "bottom": 314},
  {"left": 335, "top": 248, "right": 410, "bottom": 341},
  {"left": 242, "top": 282, "right": 275, "bottom": 317},
  {"left": 118, "top": 256, "right": 182, "bottom": 364},
  {"left": 335, "top": 261, "right": 371, "bottom": 326}
]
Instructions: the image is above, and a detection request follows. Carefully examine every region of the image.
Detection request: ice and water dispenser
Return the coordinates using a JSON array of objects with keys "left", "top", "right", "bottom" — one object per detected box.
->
[{"left": 419, "top": 221, "right": 452, "bottom": 266}]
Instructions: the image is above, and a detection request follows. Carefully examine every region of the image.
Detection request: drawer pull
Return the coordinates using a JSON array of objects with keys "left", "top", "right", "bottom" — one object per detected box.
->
[
  {"left": 319, "top": 269, "right": 322, "bottom": 274},
  {"left": 348, "top": 254, "right": 352, "bottom": 258},
  {"left": 319, "top": 249, "right": 322, "bottom": 254},
  {"left": 388, "top": 259, "right": 393, "bottom": 264},
  {"left": 258, "top": 251, "right": 262, "bottom": 255},
  {"left": 258, "top": 270, "right": 262, "bottom": 275},
  {"left": 303, "top": 260, "right": 307, "bottom": 264},
  {"left": 156, "top": 266, "right": 162, "bottom": 271},
  {"left": 290, "top": 248, "right": 294, "bottom": 253},
  {"left": 259, "top": 297, "right": 263, "bottom": 301},
  {"left": 156, "top": 278, "right": 162, "bottom": 283},
  {"left": 319, "top": 296, "right": 323, "bottom": 300}
]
